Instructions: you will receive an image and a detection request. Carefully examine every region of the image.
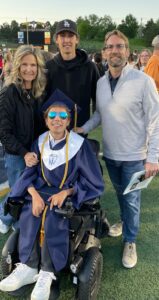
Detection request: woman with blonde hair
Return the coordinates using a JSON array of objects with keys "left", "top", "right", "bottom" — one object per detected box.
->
[
  {"left": 134, "top": 49, "right": 151, "bottom": 71},
  {"left": 2, "top": 50, "right": 13, "bottom": 83},
  {"left": 0, "top": 44, "right": 47, "bottom": 233}
]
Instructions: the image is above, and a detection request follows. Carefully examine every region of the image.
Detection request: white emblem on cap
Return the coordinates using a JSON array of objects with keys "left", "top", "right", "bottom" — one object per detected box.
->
[{"left": 64, "top": 20, "right": 70, "bottom": 27}]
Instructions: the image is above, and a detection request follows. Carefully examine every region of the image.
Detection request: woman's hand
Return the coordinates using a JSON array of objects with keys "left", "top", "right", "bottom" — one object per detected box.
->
[
  {"left": 48, "top": 188, "right": 74, "bottom": 210},
  {"left": 28, "top": 187, "right": 45, "bottom": 217},
  {"left": 24, "top": 152, "right": 39, "bottom": 167}
]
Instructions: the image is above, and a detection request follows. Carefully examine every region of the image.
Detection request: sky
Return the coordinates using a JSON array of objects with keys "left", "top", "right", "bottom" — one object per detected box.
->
[{"left": 0, "top": 0, "right": 159, "bottom": 25}]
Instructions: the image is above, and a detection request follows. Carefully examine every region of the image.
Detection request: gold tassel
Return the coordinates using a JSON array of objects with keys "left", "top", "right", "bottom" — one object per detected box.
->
[
  {"left": 41, "top": 133, "right": 51, "bottom": 186},
  {"left": 39, "top": 206, "right": 48, "bottom": 247},
  {"left": 74, "top": 104, "right": 77, "bottom": 131},
  {"left": 59, "top": 133, "right": 69, "bottom": 189}
]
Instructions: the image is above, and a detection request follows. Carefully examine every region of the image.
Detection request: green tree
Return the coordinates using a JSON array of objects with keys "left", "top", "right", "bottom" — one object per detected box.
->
[
  {"left": 143, "top": 18, "right": 159, "bottom": 46},
  {"left": 87, "top": 14, "right": 99, "bottom": 39},
  {"left": 77, "top": 17, "right": 91, "bottom": 39},
  {"left": 0, "top": 22, "right": 11, "bottom": 39},
  {"left": 96, "top": 15, "right": 116, "bottom": 40},
  {"left": 118, "top": 14, "right": 139, "bottom": 38},
  {"left": 77, "top": 14, "right": 116, "bottom": 41},
  {"left": 51, "top": 21, "right": 58, "bottom": 36},
  {"left": 10, "top": 20, "right": 20, "bottom": 39}
]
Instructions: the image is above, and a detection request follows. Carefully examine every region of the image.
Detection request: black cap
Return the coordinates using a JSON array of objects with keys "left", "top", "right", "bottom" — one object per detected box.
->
[
  {"left": 42, "top": 89, "right": 80, "bottom": 113},
  {"left": 42, "top": 89, "right": 80, "bottom": 128},
  {"left": 55, "top": 19, "right": 78, "bottom": 36}
]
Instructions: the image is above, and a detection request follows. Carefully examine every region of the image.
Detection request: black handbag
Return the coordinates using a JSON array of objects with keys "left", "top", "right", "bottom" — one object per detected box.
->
[{"left": 4, "top": 198, "right": 25, "bottom": 220}]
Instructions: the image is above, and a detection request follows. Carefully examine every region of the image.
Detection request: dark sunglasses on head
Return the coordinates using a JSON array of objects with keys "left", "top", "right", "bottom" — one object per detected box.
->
[{"left": 48, "top": 111, "right": 69, "bottom": 120}]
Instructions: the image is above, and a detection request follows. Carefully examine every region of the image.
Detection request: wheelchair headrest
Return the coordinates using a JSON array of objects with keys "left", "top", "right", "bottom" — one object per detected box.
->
[{"left": 87, "top": 139, "right": 100, "bottom": 157}]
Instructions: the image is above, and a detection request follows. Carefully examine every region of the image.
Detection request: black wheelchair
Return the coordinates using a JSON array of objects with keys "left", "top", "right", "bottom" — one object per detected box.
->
[{"left": 0, "top": 140, "right": 109, "bottom": 300}]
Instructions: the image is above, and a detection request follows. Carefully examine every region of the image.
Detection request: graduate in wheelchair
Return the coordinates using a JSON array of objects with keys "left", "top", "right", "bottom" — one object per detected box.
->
[{"left": 0, "top": 89, "right": 107, "bottom": 300}]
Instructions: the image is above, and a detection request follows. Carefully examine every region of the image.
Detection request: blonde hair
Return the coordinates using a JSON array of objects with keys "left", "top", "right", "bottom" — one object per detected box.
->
[
  {"left": 4, "top": 51, "right": 12, "bottom": 63},
  {"left": 105, "top": 30, "right": 129, "bottom": 48},
  {"left": 5, "top": 45, "right": 46, "bottom": 98}
]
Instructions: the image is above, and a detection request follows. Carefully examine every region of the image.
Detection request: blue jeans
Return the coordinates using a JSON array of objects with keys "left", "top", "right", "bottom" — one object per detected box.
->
[
  {"left": 104, "top": 158, "right": 145, "bottom": 243},
  {"left": 5, "top": 153, "right": 25, "bottom": 188},
  {"left": 0, "top": 153, "right": 25, "bottom": 226},
  {"left": 0, "top": 144, "right": 8, "bottom": 184}
]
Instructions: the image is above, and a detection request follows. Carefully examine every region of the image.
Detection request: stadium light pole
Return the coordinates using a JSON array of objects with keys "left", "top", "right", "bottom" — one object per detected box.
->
[{"left": 26, "top": 17, "right": 29, "bottom": 44}]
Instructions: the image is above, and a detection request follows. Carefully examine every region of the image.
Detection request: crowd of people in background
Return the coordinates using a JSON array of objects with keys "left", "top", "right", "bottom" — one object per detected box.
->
[{"left": 0, "top": 41, "right": 156, "bottom": 90}]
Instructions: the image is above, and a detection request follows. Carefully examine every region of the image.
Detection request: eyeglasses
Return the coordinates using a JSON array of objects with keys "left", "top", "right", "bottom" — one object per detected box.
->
[
  {"left": 105, "top": 44, "right": 126, "bottom": 51},
  {"left": 140, "top": 55, "right": 149, "bottom": 58},
  {"left": 48, "top": 111, "right": 69, "bottom": 120}
]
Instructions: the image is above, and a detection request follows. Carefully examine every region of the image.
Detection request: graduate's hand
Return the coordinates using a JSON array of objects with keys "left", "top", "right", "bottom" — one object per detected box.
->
[
  {"left": 24, "top": 152, "right": 39, "bottom": 167},
  {"left": 28, "top": 186, "right": 45, "bottom": 217},
  {"left": 144, "top": 162, "right": 159, "bottom": 178},
  {"left": 48, "top": 190, "right": 68, "bottom": 210},
  {"left": 32, "top": 194, "right": 45, "bottom": 217}
]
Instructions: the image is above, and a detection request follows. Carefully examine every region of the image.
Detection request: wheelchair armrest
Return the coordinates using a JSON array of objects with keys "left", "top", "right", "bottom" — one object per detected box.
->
[
  {"left": 54, "top": 198, "right": 75, "bottom": 218},
  {"left": 82, "top": 198, "right": 99, "bottom": 206},
  {"left": 4, "top": 197, "right": 24, "bottom": 220},
  {"left": 87, "top": 139, "right": 100, "bottom": 157},
  {"left": 81, "top": 198, "right": 100, "bottom": 211}
]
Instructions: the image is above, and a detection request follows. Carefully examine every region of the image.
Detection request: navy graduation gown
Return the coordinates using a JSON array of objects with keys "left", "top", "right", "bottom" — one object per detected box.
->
[{"left": 9, "top": 131, "right": 104, "bottom": 272}]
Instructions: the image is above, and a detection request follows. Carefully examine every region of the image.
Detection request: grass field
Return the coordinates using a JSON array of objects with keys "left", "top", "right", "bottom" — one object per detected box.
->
[{"left": 0, "top": 127, "right": 159, "bottom": 300}]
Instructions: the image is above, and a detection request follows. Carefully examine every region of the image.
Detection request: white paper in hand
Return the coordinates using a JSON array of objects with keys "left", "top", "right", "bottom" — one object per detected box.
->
[{"left": 123, "top": 170, "right": 154, "bottom": 195}]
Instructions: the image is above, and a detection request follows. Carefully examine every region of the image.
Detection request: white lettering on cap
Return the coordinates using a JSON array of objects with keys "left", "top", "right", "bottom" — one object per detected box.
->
[{"left": 64, "top": 20, "right": 70, "bottom": 28}]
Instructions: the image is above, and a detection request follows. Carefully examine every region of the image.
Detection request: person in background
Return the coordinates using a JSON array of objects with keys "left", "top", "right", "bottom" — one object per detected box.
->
[
  {"left": 132, "top": 49, "right": 139, "bottom": 63},
  {"left": 46, "top": 19, "right": 100, "bottom": 128},
  {"left": 144, "top": 35, "right": 159, "bottom": 92},
  {"left": 134, "top": 49, "right": 151, "bottom": 71},
  {"left": 128, "top": 52, "right": 136, "bottom": 67},
  {"left": 2, "top": 50, "right": 13, "bottom": 83},
  {"left": 0, "top": 89, "right": 104, "bottom": 300},
  {"left": 0, "top": 45, "right": 47, "bottom": 234},
  {"left": 0, "top": 49, "right": 4, "bottom": 89},
  {"left": 40, "top": 50, "right": 54, "bottom": 64},
  {"left": 94, "top": 52, "right": 106, "bottom": 77},
  {"left": 76, "top": 30, "right": 159, "bottom": 269},
  {"left": 101, "top": 46, "right": 108, "bottom": 71}
]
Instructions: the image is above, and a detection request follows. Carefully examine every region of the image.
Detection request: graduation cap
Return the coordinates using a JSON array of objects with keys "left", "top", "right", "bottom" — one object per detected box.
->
[{"left": 42, "top": 89, "right": 80, "bottom": 129}]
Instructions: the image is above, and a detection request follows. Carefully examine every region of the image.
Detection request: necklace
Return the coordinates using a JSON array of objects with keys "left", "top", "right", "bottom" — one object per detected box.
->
[{"left": 24, "top": 89, "right": 32, "bottom": 99}]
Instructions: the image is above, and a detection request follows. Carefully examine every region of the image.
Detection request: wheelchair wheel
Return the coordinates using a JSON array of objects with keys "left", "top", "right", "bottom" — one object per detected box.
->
[
  {"left": 77, "top": 247, "right": 103, "bottom": 300},
  {"left": 1, "top": 254, "right": 13, "bottom": 277},
  {"left": 1, "top": 229, "right": 19, "bottom": 278}
]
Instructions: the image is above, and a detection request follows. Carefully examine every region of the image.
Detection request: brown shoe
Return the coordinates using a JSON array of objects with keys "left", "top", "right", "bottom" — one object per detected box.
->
[{"left": 122, "top": 242, "right": 137, "bottom": 268}]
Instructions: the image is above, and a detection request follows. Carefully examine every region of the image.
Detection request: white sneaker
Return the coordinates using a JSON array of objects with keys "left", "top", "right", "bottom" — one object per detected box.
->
[
  {"left": 108, "top": 222, "right": 122, "bottom": 237},
  {"left": 122, "top": 242, "right": 137, "bottom": 268},
  {"left": 31, "top": 270, "right": 56, "bottom": 300},
  {"left": 0, "top": 263, "right": 38, "bottom": 291},
  {"left": 0, "top": 219, "right": 10, "bottom": 234}
]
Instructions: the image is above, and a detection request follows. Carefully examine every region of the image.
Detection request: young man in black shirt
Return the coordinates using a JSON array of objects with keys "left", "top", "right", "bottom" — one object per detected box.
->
[{"left": 46, "top": 19, "right": 100, "bottom": 128}]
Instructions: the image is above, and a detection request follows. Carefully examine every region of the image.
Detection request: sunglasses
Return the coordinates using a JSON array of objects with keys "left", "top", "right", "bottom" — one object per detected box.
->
[{"left": 48, "top": 111, "right": 69, "bottom": 120}]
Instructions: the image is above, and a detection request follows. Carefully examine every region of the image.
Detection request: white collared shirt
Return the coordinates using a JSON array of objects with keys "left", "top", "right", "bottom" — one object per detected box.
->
[{"left": 49, "top": 131, "right": 67, "bottom": 148}]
